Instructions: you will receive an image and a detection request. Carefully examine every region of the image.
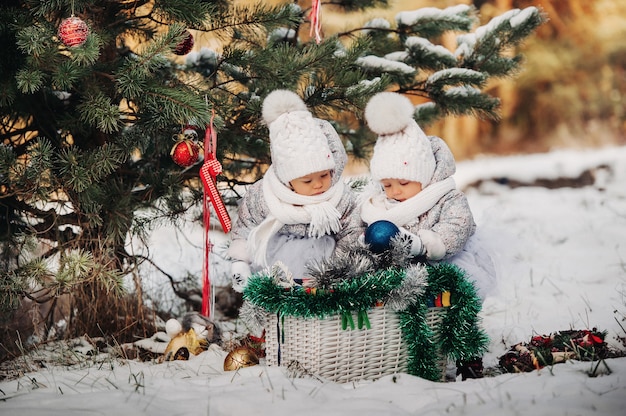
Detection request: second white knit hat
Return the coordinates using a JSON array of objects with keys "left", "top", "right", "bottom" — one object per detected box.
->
[
  {"left": 365, "top": 92, "right": 435, "bottom": 185},
  {"left": 262, "top": 90, "right": 335, "bottom": 184}
]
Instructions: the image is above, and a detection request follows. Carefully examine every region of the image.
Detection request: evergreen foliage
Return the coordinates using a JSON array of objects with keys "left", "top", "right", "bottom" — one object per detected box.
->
[{"left": 0, "top": 0, "right": 544, "bottom": 352}]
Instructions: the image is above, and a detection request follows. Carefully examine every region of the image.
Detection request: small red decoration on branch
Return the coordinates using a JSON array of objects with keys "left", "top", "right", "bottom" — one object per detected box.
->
[
  {"left": 170, "top": 127, "right": 200, "bottom": 167},
  {"left": 58, "top": 16, "right": 89, "bottom": 47}
]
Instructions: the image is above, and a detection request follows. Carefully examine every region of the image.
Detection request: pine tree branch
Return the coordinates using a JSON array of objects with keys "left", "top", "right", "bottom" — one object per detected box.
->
[
  {"left": 321, "top": 0, "right": 391, "bottom": 12},
  {"left": 336, "top": 26, "right": 400, "bottom": 39},
  {"left": 199, "top": 4, "right": 301, "bottom": 36},
  {"left": 20, "top": 285, "right": 57, "bottom": 305}
]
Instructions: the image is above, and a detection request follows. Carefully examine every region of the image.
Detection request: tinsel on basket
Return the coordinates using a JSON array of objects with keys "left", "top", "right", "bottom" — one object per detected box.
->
[
  {"left": 241, "top": 238, "right": 489, "bottom": 381},
  {"left": 242, "top": 262, "right": 428, "bottom": 326},
  {"left": 399, "top": 263, "right": 489, "bottom": 381}
]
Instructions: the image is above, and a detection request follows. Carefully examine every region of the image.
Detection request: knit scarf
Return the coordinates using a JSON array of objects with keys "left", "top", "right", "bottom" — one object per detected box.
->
[
  {"left": 248, "top": 166, "right": 345, "bottom": 267},
  {"left": 360, "top": 177, "right": 456, "bottom": 227}
]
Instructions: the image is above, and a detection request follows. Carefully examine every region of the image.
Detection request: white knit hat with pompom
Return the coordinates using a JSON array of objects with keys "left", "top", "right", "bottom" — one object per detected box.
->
[
  {"left": 262, "top": 90, "right": 335, "bottom": 184},
  {"left": 365, "top": 92, "right": 435, "bottom": 185}
]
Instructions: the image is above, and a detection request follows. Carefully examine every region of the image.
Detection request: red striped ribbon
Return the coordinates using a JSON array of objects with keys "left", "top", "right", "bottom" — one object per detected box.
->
[
  {"left": 199, "top": 111, "right": 232, "bottom": 316},
  {"left": 309, "top": 0, "right": 322, "bottom": 44}
]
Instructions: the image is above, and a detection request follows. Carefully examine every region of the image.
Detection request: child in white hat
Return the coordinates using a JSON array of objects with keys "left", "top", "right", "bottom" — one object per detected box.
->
[
  {"left": 227, "top": 90, "right": 362, "bottom": 292},
  {"left": 360, "top": 92, "right": 496, "bottom": 302},
  {"left": 361, "top": 91, "right": 496, "bottom": 380}
]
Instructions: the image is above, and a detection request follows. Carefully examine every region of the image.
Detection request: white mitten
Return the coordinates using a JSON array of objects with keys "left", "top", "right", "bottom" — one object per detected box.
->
[
  {"left": 417, "top": 229, "right": 446, "bottom": 260},
  {"left": 231, "top": 260, "right": 252, "bottom": 293},
  {"left": 398, "top": 227, "right": 425, "bottom": 257}
]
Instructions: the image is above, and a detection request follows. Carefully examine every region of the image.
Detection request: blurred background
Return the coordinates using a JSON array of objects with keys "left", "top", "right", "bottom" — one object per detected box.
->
[{"left": 257, "top": 0, "right": 626, "bottom": 161}]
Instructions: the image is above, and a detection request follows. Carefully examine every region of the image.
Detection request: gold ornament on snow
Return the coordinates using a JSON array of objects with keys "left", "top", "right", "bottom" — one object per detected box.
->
[
  {"left": 223, "top": 346, "right": 259, "bottom": 371},
  {"left": 162, "top": 328, "right": 209, "bottom": 361}
]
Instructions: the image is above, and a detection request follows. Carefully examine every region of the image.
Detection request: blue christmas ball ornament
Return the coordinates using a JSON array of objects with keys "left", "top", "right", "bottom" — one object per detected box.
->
[{"left": 364, "top": 220, "right": 400, "bottom": 253}]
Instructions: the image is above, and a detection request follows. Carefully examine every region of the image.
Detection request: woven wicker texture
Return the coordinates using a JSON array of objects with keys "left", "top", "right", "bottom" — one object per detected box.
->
[
  {"left": 265, "top": 306, "right": 447, "bottom": 383},
  {"left": 425, "top": 307, "right": 448, "bottom": 381}
]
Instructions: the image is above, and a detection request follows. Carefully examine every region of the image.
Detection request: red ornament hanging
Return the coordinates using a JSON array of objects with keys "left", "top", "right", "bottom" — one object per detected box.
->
[
  {"left": 173, "top": 30, "right": 194, "bottom": 55},
  {"left": 170, "top": 127, "right": 200, "bottom": 167},
  {"left": 58, "top": 16, "right": 90, "bottom": 47}
]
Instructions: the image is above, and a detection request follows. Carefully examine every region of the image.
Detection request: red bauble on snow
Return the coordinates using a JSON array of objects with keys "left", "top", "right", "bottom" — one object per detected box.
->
[
  {"left": 58, "top": 16, "right": 90, "bottom": 47},
  {"left": 171, "top": 129, "right": 200, "bottom": 167},
  {"left": 173, "top": 30, "right": 194, "bottom": 55}
]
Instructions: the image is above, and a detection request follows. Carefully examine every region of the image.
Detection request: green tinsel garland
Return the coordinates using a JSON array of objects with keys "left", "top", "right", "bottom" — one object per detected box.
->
[
  {"left": 243, "top": 262, "right": 489, "bottom": 381},
  {"left": 400, "top": 263, "right": 490, "bottom": 380},
  {"left": 244, "top": 267, "right": 408, "bottom": 319}
]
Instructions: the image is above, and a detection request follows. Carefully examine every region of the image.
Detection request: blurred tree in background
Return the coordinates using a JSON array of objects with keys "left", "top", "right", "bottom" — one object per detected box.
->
[
  {"left": 0, "top": 0, "right": 544, "bottom": 359},
  {"left": 317, "top": 0, "right": 626, "bottom": 158},
  {"left": 474, "top": 0, "right": 626, "bottom": 155}
]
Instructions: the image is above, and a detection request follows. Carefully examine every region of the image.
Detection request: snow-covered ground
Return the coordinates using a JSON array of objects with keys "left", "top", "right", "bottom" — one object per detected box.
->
[{"left": 2, "top": 145, "right": 626, "bottom": 415}]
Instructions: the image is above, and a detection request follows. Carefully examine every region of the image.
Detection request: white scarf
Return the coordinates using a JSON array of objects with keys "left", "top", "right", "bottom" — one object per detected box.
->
[
  {"left": 360, "top": 177, "right": 456, "bottom": 227},
  {"left": 247, "top": 166, "right": 345, "bottom": 267}
]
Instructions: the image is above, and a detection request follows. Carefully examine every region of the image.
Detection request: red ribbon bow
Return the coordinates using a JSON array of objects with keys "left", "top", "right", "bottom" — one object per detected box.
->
[
  {"left": 203, "top": 157, "right": 222, "bottom": 176},
  {"left": 199, "top": 115, "right": 231, "bottom": 234},
  {"left": 198, "top": 111, "right": 231, "bottom": 317}
]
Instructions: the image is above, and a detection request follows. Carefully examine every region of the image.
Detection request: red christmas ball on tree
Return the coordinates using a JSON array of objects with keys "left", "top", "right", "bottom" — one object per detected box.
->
[
  {"left": 58, "top": 16, "right": 90, "bottom": 47},
  {"left": 173, "top": 30, "right": 194, "bottom": 55},
  {"left": 170, "top": 138, "right": 200, "bottom": 167}
]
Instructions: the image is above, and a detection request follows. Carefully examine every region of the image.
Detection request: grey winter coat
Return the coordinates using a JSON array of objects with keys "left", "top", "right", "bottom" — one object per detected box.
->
[
  {"left": 228, "top": 119, "right": 363, "bottom": 266},
  {"left": 363, "top": 136, "right": 476, "bottom": 259}
]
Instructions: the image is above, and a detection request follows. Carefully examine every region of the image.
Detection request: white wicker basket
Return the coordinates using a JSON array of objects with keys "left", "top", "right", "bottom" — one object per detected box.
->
[
  {"left": 425, "top": 306, "right": 448, "bottom": 381},
  {"left": 265, "top": 306, "right": 447, "bottom": 383}
]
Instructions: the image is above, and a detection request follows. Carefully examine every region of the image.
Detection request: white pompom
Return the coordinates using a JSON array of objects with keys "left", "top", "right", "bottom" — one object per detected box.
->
[
  {"left": 364, "top": 92, "right": 415, "bottom": 135},
  {"left": 262, "top": 89, "right": 308, "bottom": 125},
  {"left": 165, "top": 318, "right": 183, "bottom": 338}
]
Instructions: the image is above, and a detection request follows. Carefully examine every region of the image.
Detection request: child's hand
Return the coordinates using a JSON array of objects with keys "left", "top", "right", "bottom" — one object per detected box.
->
[
  {"left": 417, "top": 229, "right": 446, "bottom": 260},
  {"left": 398, "top": 227, "right": 425, "bottom": 257},
  {"left": 231, "top": 260, "right": 252, "bottom": 292}
]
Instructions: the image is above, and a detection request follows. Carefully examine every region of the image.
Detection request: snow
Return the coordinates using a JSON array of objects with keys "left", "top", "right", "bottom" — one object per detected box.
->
[
  {"left": 383, "top": 51, "right": 409, "bottom": 62},
  {"left": 405, "top": 36, "right": 455, "bottom": 60},
  {"left": 510, "top": 7, "right": 539, "bottom": 29},
  {"left": 455, "top": 33, "right": 476, "bottom": 58},
  {"left": 356, "top": 55, "right": 415, "bottom": 74},
  {"left": 185, "top": 46, "right": 218, "bottom": 66},
  {"left": 396, "top": 5, "right": 472, "bottom": 27},
  {"left": 445, "top": 84, "right": 481, "bottom": 97},
  {"left": 415, "top": 101, "right": 437, "bottom": 116},
  {"left": 426, "top": 68, "right": 484, "bottom": 86},
  {"left": 2, "top": 145, "right": 626, "bottom": 415},
  {"left": 345, "top": 77, "right": 383, "bottom": 97},
  {"left": 476, "top": 8, "right": 520, "bottom": 40},
  {"left": 455, "top": 146, "right": 626, "bottom": 188},
  {"left": 456, "top": 8, "right": 538, "bottom": 58},
  {"left": 474, "top": 7, "right": 539, "bottom": 41},
  {"left": 362, "top": 17, "right": 391, "bottom": 32},
  {"left": 268, "top": 27, "right": 296, "bottom": 42}
]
